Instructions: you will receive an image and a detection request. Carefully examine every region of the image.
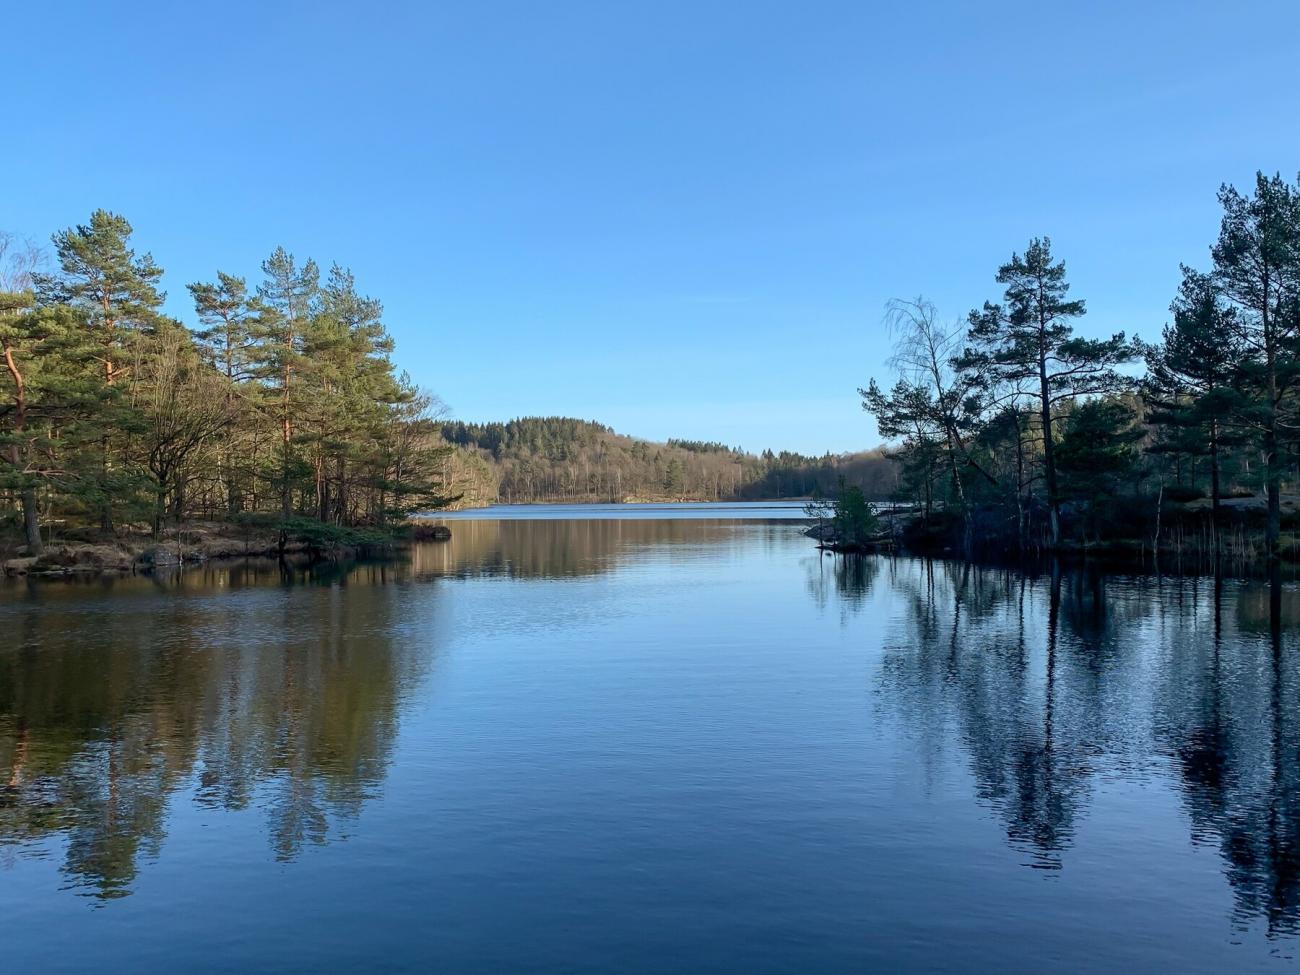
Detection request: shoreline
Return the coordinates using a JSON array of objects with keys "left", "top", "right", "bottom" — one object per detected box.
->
[
  {"left": 807, "top": 523, "right": 1300, "bottom": 579},
  {"left": 443, "top": 496, "right": 820, "bottom": 510},
  {"left": 2, "top": 521, "right": 452, "bottom": 579}
]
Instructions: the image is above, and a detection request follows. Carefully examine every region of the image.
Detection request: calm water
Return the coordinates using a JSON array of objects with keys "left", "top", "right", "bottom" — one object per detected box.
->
[
  {"left": 3, "top": 506, "right": 1300, "bottom": 972},
  {"left": 432, "top": 500, "right": 815, "bottom": 520}
]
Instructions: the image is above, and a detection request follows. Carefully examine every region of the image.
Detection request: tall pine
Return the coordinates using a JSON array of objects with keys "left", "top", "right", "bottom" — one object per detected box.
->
[
  {"left": 254, "top": 247, "right": 319, "bottom": 519},
  {"left": 1208, "top": 172, "right": 1300, "bottom": 560},
  {"left": 963, "top": 238, "right": 1134, "bottom": 545},
  {"left": 1144, "top": 268, "right": 1245, "bottom": 519},
  {"left": 34, "top": 211, "right": 164, "bottom": 531}
]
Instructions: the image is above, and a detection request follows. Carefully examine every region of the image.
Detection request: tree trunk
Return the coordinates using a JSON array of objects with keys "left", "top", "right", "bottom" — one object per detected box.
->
[
  {"left": 2, "top": 340, "right": 43, "bottom": 553},
  {"left": 1014, "top": 411, "right": 1027, "bottom": 550},
  {"left": 1208, "top": 418, "right": 1222, "bottom": 558},
  {"left": 101, "top": 312, "right": 117, "bottom": 535},
  {"left": 1262, "top": 284, "right": 1281, "bottom": 561},
  {"left": 281, "top": 362, "right": 293, "bottom": 520},
  {"left": 153, "top": 487, "right": 167, "bottom": 540},
  {"left": 1039, "top": 360, "right": 1060, "bottom": 547},
  {"left": 1265, "top": 349, "right": 1281, "bottom": 561},
  {"left": 336, "top": 455, "right": 348, "bottom": 525},
  {"left": 281, "top": 419, "right": 293, "bottom": 520},
  {"left": 20, "top": 488, "right": 41, "bottom": 553},
  {"left": 100, "top": 459, "right": 115, "bottom": 533},
  {"left": 1265, "top": 426, "right": 1281, "bottom": 561},
  {"left": 1209, "top": 420, "right": 1222, "bottom": 515},
  {"left": 315, "top": 453, "right": 327, "bottom": 522},
  {"left": 225, "top": 444, "right": 240, "bottom": 516}
]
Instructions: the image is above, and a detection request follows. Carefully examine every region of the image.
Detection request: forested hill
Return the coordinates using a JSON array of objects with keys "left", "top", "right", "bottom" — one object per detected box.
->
[{"left": 439, "top": 417, "right": 898, "bottom": 505}]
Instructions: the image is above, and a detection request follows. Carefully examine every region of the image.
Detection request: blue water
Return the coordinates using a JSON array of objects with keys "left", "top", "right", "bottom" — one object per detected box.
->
[{"left": 2, "top": 509, "right": 1299, "bottom": 972}]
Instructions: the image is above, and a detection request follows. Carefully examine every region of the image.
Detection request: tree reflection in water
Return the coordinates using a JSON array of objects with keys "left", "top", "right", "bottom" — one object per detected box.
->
[
  {"left": 0, "top": 567, "right": 437, "bottom": 899},
  {"left": 804, "top": 551, "right": 879, "bottom": 618},
  {"left": 6, "top": 530, "right": 1300, "bottom": 943},
  {"left": 1156, "top": 568, "right": 1300, "bottom": 937},
  {"left": 409, "top": 517, "right": 793, "bottom": 580},
  {"left": 0, "top": 521, "right": 791, "bottom": 901},
  {"left": 0, "top": 522, "right": 787, "bottom": 901},
  {"left": 833, "top": 555, "right": 1300, "bottom": 934}
]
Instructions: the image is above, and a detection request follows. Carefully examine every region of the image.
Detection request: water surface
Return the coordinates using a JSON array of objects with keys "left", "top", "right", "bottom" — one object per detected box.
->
[
  {"left": 2, "top": 507, "right": 1300, "bottom": 972},
  {"left": 431, "top": 500, "right": 814, "bottom": 520}
]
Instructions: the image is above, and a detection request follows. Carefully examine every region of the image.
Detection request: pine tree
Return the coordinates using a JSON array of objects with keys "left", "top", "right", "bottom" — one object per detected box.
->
[
  {"left": 189, "top": 272, "right": 258, "bottom": 383},
  {"left": 0, "top": 297, "right": 110, "bottom": 550},
  {"left": 1143, "top": 268, "right": 1245, "bottom": 518},
  {"left": 1207, "top": 172, "right": 1300, "bottom": 560},
  {"left": 0, "top": 235, "right": 44, "bottom": 550},
  {"left": 0, "top": 288, "right": 43, "bottom": 550},
  {"left": 33, "top": 211, "right": 164, "bottom": 531},
  {"left": 306, "top": 264, "right": 398, "bottom": 522},
  {"left": 189, "top": 272, "right": 259, "bottom": 513},
  {"left": 663, "top": 456, "right": 685, "bottom": 495},
  {"left": 1056, "top": 399, "right": 1142, "bottom": 541},
  {"left": 34, "top": 210, "right": 164, "bottom": 389},
  {"left": 254, "top": 247, "right": 319, "bottom": 519},
  {"left": 962, "top": 238, "right": 1135, "bottom": 545}
]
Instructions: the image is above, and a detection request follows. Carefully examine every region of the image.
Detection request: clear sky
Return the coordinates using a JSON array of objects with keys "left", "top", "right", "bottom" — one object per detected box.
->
[{"left": 6, "top": 1, "right": 1300, "bottom": 454}]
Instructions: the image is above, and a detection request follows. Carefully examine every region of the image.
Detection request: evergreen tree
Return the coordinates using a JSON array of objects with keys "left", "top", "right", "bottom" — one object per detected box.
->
[
  {"left": 369, "top": 381, "right": 458, "bottom": 523},
  {"left": 33, "top": 210, "right": 164, "bottom": 387},
  {"left": 254, "top": 247, "right": 319, "bottom": 518},
  {"left": 0, "top": 296, "right": 111, "bottom": 550},
  {"left": 306, "top": 264, "right": 398, "bottom": 522},
  {"left": 0, "top": 235, "right": 44, "bottom": 550},
  {"left": 189, "top": 272, "right": 259, "bottom": 513},
  {"left": 0, "top": 287, "right": 43, "bottom": 551},
  {"left": 189, "top": 272, "right": 258, "bottom": 383},
  {"left": 1056, "top": 400, "right": 1142, "bottom": 541},
  {"left": 1144, "top": 268, "right": 1245, "bottom": 518},
  {"left": 33, "top": 211, "right": 165, "bottom": 531},
  {"left": 1207, "top": 172, "right": 1300, "bottom": 559},
  {"left": 1, "top": 213, "right": 469, "bottom": 545},
  {"left": 962, "top": 238, "right": 1135, "bottom": 545},
  {"left": 663, "top": 456, "right": 685, "bottom": 495}
]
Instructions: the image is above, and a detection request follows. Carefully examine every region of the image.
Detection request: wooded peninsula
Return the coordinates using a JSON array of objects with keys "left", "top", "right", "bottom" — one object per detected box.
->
[{"left": 857, "top": 171, "right": 1300, "bottom": 567}]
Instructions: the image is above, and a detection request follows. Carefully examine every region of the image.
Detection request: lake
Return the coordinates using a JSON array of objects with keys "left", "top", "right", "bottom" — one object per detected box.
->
[{"left": 2, "top": 504, "right": 1299, "bottom": 972}]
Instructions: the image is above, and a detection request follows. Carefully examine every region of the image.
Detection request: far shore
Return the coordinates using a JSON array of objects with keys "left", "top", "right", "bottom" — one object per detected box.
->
[{"left": 441, "top": 496, "right": 821, "bottom": 510}]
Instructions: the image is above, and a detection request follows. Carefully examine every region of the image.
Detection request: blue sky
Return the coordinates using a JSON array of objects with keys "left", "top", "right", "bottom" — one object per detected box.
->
[{"left": 6, "top": 1, "right": 1300, "bottom": 453}]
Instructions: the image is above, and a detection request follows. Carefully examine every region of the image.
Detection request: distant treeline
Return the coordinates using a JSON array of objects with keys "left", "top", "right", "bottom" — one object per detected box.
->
[
  {"left": 439, "top": 417, "right": 898, "bottom": 504},
  {"left": 863, "top": 170, "right": 1300, "bottom": 562},
  {"left": 0, "top": 211, "right": 455, "bottom": 553}
]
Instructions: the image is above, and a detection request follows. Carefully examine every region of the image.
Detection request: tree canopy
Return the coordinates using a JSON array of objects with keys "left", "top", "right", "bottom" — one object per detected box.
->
[
  {"left": 863, "top": 170, "right": 1300, "bottom": 562},
  {"left": 1, "top": 213, "right": 458, "bottom": 550}
]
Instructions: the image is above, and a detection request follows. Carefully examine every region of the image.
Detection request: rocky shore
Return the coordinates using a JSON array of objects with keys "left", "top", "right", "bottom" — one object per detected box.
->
[
  {"left": 3, "top": 520, "right": 452, "bottom": 578},
  {"left": 803, "top": 520, "right": 897, "bottom": 554}
]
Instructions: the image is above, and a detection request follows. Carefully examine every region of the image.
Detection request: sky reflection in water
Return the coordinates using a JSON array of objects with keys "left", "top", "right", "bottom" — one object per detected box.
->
[{"left": 2, "top": 513, "right": 1299, "bottom": 972}]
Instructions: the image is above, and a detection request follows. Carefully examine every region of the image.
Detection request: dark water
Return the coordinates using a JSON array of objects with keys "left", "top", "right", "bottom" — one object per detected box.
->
[{"left": 3, "top": 511, "right": 1300, "bottom": 972}]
